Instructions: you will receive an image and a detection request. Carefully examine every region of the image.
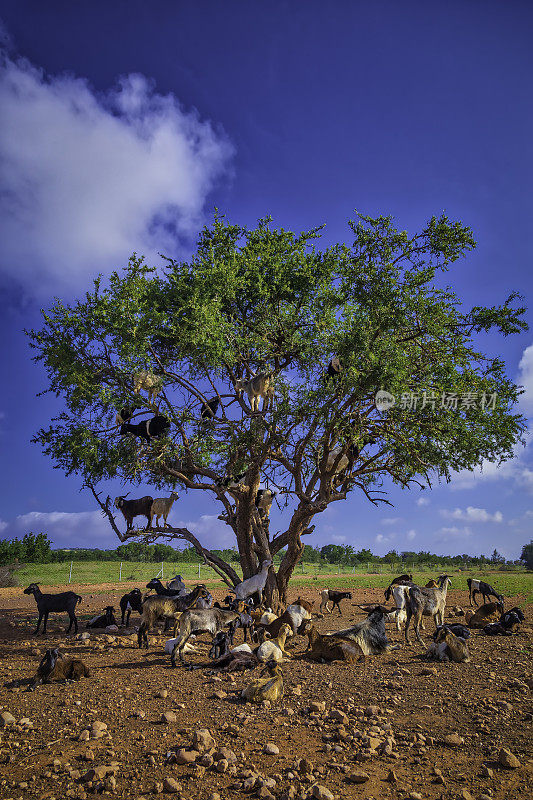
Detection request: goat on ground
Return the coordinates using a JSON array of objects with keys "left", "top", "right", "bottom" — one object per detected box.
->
[
  {"left": 404, "top": 575, "right": 452, "bottom": 646},
  {"left": 305, "top": 624, "right": 360, "bottom": 662},
  {"left": 166, "top": 574, "right": 186, "bottom": 594},
  {"left": 150, "top": 492, "right": 179, "bottom": 528},
  {"left": 29, "top": 648, "right": 90, "bottom": 689},
  {"left": 120, "top": 415, "right": 170, "bottom": 444},
  {"left": 87, "top": 606, "right": 116, "bottom": 629},
  {"left": 256, "top": 598, "right": 313, "bottom": 640},
  {"left": 119, "top": 588, "right": 143, "bottom": 626},
  {"left": 319, "top": 589, "right": 352, "bottom": 615},
  {"left": 170, "top": 607, "right": 239, "bottom": 666},
  {"left": 211, "top": 646, "right": 258, "bottom": 673},
  {"left": 256, "top": 623, "right": 293, "bottom": 662},
  {"left": 433, "top": 623, "right": 470, "bottom": 640},
  {"left": 481, "top": 606, "right": 524, "bottom": 635},
  {"left": 241, "top": 660, "right": 283, "bottom": 703},
  {"left": 137, "top": 585, "right": 208, "bottom": 648},
  {"left": 466, "top": 601, "right": 504, "bottom": 629},
  {"left": 24, "top": 583, "right": 82, "bottom": 635},
  {"left": 426, "top": 625, "right": 470, "bottom": 663},
  {"left": 133, "top": 370, "right": 163, "bottom": 406},
  {"left": 235, "top": 373, "right": 273, "bottom": 412},
  {"left": 114, "top": 494, "right": 153, "bottom": 532},
  {"left": 467, "top": 578, "right": 504, "bottom": 607},
  {"left": 383, "top": 574, "right": 413, "bottom": 601},
  {"left": 328, "top": 606, "right": 397, "bottom": 656},
  {"left": 232, "top": 559, "right": 272, "bottom": 602}
]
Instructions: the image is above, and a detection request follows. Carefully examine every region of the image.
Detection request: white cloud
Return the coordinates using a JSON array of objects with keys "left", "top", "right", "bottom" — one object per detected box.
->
[
  {"left": 375, "top": 533, "right": 395, "bottom": 545},
  {"left": 13, "top": 510, "right": 113, "bottom": 548},
  {"left": 406, "top": 529, "right": 416, "bottom": 540},
  {"left": 518, "top": 343, "right": 533, "bottom": 416},
  {"left": 0, "top": 518, "right": 8, "bottom": 533},
  {"left": 436, "top": 525, "right": 473, "bottom": 540},
  {"left": 416, "top": 497, "right": 429, "bottom": 507},
  {"left": 440, "top": 506, "right": 503, "bottom": 523},
  {"left": 381, "top": 517, "right": 400, "bottom": 526},
  {"left": 176, "top": 514, "right": 236, "bottom": 550},
  {"left": 0, "top": 49, "right": 234, "bottom": 295},
  {"left": 331, "top": 534, "right": 347, "bottom": 544}
]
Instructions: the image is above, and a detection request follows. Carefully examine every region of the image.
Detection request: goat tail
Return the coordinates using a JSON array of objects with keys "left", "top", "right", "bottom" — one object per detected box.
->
[{"left": 75, "top": 595, "right": 82, "bottom": 605}]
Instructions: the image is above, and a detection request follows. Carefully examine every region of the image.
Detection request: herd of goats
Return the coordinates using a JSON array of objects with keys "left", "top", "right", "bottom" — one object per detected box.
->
[{"left": 17, "top": 568, "right": 526, "bottom": 700}]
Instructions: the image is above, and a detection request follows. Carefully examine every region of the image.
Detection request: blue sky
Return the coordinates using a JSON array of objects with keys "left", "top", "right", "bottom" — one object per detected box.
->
[{"left": 1, "top": 1, "right": 532, "bottom": 558}]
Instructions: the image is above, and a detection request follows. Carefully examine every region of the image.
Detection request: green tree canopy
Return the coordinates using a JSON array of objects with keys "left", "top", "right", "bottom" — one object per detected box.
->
[{"left": 29, "top": 212, "right": 527, "bottom": 600}]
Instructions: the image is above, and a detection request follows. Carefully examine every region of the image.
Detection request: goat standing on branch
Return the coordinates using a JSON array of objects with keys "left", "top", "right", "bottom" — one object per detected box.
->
[{"left": 29, "top": 213, "right": 528, "bottom": 606}]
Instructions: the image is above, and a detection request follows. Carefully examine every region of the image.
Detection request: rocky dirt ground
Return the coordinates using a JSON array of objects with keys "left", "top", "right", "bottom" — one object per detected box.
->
[{"left": 0, "top": 582, "right": 531, "bottom": 800}]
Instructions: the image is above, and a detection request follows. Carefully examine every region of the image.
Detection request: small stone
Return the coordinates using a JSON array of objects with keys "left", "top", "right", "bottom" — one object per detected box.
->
[
  {"left": 215, "top": 747, "right": 237, "bottom": 763},
  {"left": 193, "top": 728, "right": 216, "bottom": 751},
  {"left": 481, "top": 765, "right": 494, "bottom": 778},
  {"left": 365, "top": 705, "right": 380, "bottom": 717},
  {"left": 346, "top": 769, "right": 370, "bottom": 784},
  {"left": 161, "top": 711, "right": 177, "bottom": 724},
  {"left": 498, "top": 748, "right": 521, "bottom": 769},
  {"left": 443, "top": 733, "right": 464, "bottom": 747},
  {"left": 208, "top": 795, "right": 221, "bottom": 800},
  {"left": 329, "top": 708, "right": 348, "bottom": 725},
  {"left": 409, "top": 794, "right": 423, "bottom": 800},
  {"left": 385, "top": 769, "right": 397, "bottom": 783},
  {"left": 215, "top": 757, "right": 229, "bottom": 773},
  {"left": 263, "top": 743, "right": 280, "bottom": 755},
  {"left": 312, "top": 785, "right": 334, "bottom": 800},
  {"left": 90, "top": 720, "right": 107, "bottom": 739},
  {"left": 460, "top": 790, "right": 474, "bottom": 800},
  {"left": 162, "top": 777, "right": 182, "bottom": 793},
  {"left": 174, "top": 748, "right": 199, "bottom": 764},
  {"left": 78, "top": 729, "right": 90, "bottom": 742},
  {"left": 420, "top": 667, "right": 437, "bottom": 676},
  {"left": 0, "top": 712, "right": 16, "bottom": 727},
  {"left": 157, "top": 689, "right": 168, "bottom": 699},
  {"left": 309, "top": 701, "right": 326, "bottom": 713}
]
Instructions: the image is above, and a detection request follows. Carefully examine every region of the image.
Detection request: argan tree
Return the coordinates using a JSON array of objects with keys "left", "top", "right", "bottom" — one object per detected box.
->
[{"left": 29, "top": 213, "right": 527, "bottom": 602}]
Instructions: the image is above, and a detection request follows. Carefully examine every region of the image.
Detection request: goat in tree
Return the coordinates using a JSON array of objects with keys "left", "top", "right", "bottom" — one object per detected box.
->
[{"left": 30, "top": 214, "right": 527, "bottom": 607}]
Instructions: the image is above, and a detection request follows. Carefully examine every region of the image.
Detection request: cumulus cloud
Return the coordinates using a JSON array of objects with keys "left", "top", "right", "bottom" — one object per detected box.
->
[
  {"left": 436, "top": 525, "right": 473, "bottom": 540},
  {"left": 440, "top": 506, "right": 503, "bottom": 523},
  {"left": 406, "top": 529, "right": 416, "bottom": 540},
  {"left": 518, "top": 343, "right": 533, "bottom": 416},
  {"left": 12, "top": 510, "right": 114, "bottom": 548},
  {"left": 375, "top": 533, "right": 395, "bottom": 545},
  {"left": 0, "top": 47, "right": 234, "bottom": 295},
  {"left": 416, "top": 497, "right": 429, "bottom": 507},
  {"left": 381, "top": 517, "right": 400, "bottom": 526},
  {"left": 1, "top": 508, "right": 235, "bottom": 551}
]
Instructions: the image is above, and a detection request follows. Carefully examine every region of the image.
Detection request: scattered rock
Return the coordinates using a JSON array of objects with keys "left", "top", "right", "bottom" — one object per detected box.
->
[
  {"left": 157, "top": 689, "right": 168, "bottom": 699},
  {"left": 309, "top": 701, "right": 326, "bottom": 713},
  {"left": 161, "top": 711, "right": 177, "bottom": 724},
  {"left": 442, "top": 733, "right": 464, "bottom": 747},
  {"left": 312, "top": 786, "right": 334, "bottom": 800},
  {"left": 174, "top": 748, "right": 199, "bottom": 764},
  {"left": 481, "top": 765, "right": 494, "bottom": 778},
  {"left": 346, "top": 769, "right": 370, "bottom": 784},
  {"left": 329, "top": 708, "right": 348, "bottom": 725},
  {"left": 0, "top": 712, "right": 15, "bottom": 727},
  {"left": 263, "top": 743, "right": 280, "bottom": 755},
  {"left": 420, "top": 667, "right": 437, "bottom": 676},
  {"left": 385, "top": 769, "right": 397, "bottom": 783},
  {"left": 498, "top": 748, "right": 521, "bottom": 769},
  {"left": 162, "top": 777, "right": 182, "bottom": 793},
  {"left": 193, "top": 729, "right": 216, "bottom": 751}
]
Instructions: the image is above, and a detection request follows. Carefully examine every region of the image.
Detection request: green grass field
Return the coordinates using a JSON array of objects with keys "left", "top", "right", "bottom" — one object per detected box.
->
[{"left": 13, "top": 560, "right": 533, "bottom": 601}]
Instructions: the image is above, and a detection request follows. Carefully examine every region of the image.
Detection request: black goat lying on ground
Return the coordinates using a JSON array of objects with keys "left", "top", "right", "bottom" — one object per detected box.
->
[
  {"left": 433, "top": 623, "right": 471, "bottom": 640},
  {"left": 120, "top": 588, "right": 143, "bottom": 626},
  {"left": 483, "top": 606, "right": 525, "bottom": 636},
  {"left": 319, "top": 589, "right": 353, "bottom": 615},
  {"left": 87, "top": 606, "right": 116, "bottom": 629},
  {"left": 29, "top": 648, "right": 90, "bottom": 689},
  {"left": 24, "top": 583, "right": 82, "bottom": 634}
]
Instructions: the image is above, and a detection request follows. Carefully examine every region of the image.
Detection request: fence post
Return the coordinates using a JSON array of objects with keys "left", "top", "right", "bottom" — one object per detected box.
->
[
  {"left": 119, "top": 562, "right": 122, "bottom": 582},
  {"left": 161, "top": 562, "right": 164, "bottom": 581},
  {"left": 198, "top": 563, "right": 201, "bottom": 579},
  {"left": 68, "top": 561, "right": 73, "bottom": 584}
]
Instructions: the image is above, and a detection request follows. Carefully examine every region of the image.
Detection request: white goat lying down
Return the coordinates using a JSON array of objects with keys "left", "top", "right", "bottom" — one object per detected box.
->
[{"left": 164, "top": 636, "right": 197, "bottom": 655}]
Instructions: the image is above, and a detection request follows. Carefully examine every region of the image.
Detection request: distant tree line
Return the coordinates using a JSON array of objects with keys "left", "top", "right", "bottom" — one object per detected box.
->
[{"left": 0, "top": 532, "right": 527, "bottom": 568}]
